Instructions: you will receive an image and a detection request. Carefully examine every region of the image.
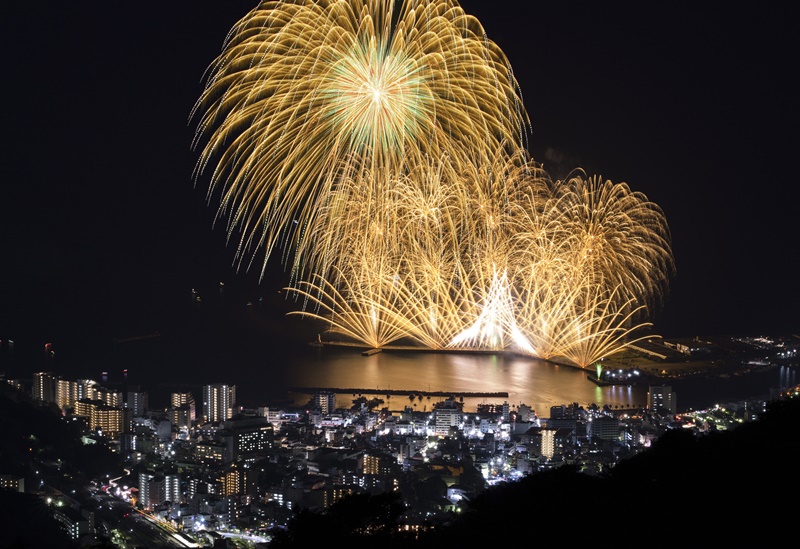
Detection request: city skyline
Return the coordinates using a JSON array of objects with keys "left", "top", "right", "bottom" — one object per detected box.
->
[{"left": 1, "top": 1, "right": 797, "bottom": 367}]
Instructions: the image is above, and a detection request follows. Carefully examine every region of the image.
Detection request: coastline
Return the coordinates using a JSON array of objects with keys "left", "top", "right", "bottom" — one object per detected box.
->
[
  {"left": 588, "top": 358, "right": 783, "bottom": 388},
  {"left": 313, "top": 338, "right": 789, "bottom": 391}
]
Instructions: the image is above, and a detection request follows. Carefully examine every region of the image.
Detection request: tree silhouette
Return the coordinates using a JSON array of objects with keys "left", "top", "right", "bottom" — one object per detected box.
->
[{"left": 269, "top": 491, "right": 408, "bottom": 548}]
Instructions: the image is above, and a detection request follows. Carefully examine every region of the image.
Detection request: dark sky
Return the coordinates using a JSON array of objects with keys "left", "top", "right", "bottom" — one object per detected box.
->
[{"left": 1, "top": 0, "right": 797, "bottom": 364}]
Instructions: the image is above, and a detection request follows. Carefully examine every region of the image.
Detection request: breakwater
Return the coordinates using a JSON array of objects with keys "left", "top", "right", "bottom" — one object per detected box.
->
[{"left": 288, "top": 387, "right": 508, "bottom": 399}]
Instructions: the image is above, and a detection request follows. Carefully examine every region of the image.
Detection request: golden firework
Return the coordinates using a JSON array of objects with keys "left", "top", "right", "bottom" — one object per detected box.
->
[
  {"left": 194, "top": 1, "right": 675, "bottom": 369},
  {"left": 286, "top": 148, "right": 672, "bottom": 367},
  {"left": 192, "top": 0, "right": 528, "bottom": 279},
  {"left": 548, "top": 171, "right": 675, "bottom": 313}
]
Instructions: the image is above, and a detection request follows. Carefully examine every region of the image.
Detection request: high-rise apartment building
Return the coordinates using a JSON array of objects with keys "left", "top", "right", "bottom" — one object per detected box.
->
[
  {"left": 550, "top": 402, "right": 581, "bottom": 420},
  {"left": 647, "top": 386, "right": 677, "bottom": 414},
  {"left": 138, "top": 472, "right": 156, "bottom": 510},
  {"left": 171, "top": 392, "right": 196, "bottom": 428},
  {"left": 171, "top": 405, "right": 193, "bottom": 430},
  {"left": 32, "top": 372, "right": 57, "bottom": 403},
  {"left": 434, "top": 405, "right": 460, "bottom": 436},
  {"left": 219, "top": 416, "right": 274, "bottom": 462},
  {"left": 56, "top": 379, "right": 76, "bottom": 411},
  {"left": 220, "top": 464, "right": 241, "bottom": 496},
  {"left": 541, "top": 428, "right": 556, "bottom": 460},
  {"left": 93, "top": 385, "right": 122, "bottom": 408},
  {"left": 203, "top": 384, "right": 236, "bottom": 423},
  {"left": 138, "top": 472, "right": 180, "bottom": 509},
  {"left": 589, "top": 415, "right": 621, "bottom": 441},
  {"left": 171, "top": 391, "right": 195, "bottom": 408},
  {"left": 57, "top": 379, "right": 102, "bottom": 411},
  {"left": 74, "top": 399, "right": 125, "bottom": 437},
  {"left": 126, "top": 391, "right": 149, "bottom": 417},
  {"left": 164, "top": 473, "right": 181, "bottom": 504},
  {"left": 359, "top": 453, "right": 396, "bottom": 476},
  {"left": 313, "top": 391, "right": 336, "bottom": 415}
]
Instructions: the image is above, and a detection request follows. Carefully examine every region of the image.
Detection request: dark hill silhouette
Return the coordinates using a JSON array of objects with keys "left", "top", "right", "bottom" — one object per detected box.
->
[
  {"left": 424, "top": 397, "right": 800, "bottom": 547},
  {"left": 271, "top": 397, "right": 800, "bottom": 548}
]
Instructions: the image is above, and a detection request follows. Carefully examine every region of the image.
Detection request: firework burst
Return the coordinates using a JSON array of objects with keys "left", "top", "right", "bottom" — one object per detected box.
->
[
  {"left": 192, "top": 0, "right": 528, "bottom": 279},
  {"left": 193, "top": 1, "right": 675, "bottom": 369}
]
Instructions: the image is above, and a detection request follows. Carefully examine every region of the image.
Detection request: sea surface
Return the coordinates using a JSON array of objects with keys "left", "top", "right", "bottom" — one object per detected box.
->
[{"left": 2, "top": 279, "right": 796, "bottom": 415}]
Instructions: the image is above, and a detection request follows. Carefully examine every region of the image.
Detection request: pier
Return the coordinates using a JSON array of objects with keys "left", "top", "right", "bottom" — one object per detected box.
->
[{"left": 288, "top": 387, "right": 508, "bottom": 399}]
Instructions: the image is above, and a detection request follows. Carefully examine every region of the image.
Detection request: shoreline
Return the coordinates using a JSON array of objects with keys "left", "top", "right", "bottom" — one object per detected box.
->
[
  {"left": 313, "top": 339, "right": 789, "bottom": 390},
  {"left": 289, "top": 386, "right": 508, "bottom": 399}
]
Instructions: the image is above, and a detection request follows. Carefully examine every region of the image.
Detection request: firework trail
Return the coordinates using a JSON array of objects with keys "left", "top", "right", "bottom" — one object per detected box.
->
[{"left": 193, "top": 1, "right": 674, "bottom": 368}]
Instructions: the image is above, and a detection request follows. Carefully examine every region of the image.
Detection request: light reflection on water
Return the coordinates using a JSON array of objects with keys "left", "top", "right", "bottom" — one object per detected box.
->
[
  {"left": 15, "top": 327, "right": 790, "bottom": 416},
  {"left": 283, "top": 347, "right": 648, "bottom": 414},
  {"left": 273, "top": 347, "right": 796, "bottom": 415}
]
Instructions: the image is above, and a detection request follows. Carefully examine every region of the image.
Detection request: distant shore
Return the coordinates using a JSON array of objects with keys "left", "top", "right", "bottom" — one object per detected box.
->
[{"left": 589, "top": 356, "right": 781, "bottom": 388}]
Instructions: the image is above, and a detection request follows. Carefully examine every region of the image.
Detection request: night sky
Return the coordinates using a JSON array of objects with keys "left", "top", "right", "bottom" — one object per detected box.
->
[{"left": 1, "top": 1, "right": 797, "bottom": 369}]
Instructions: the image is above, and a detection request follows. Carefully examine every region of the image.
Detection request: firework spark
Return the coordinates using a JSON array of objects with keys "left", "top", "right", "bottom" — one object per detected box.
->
[
  {"left": 192, "top": 0, "right": 528, "bottom": 280},
  {"left": 194, "top": 1, "right": 675, "bottom": 369}
]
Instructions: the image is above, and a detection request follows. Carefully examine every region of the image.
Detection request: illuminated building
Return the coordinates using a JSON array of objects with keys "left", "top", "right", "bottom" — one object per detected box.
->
[
  {"left": 257, "top": 406, "right": 283, "bottom": 427},
  {"left": 328, "top": 487, "right": 354, "bottom": 510},
  {"left": 93, "top": 385, "right": 122, "bottom": 408},
  {"left": 219, "top": 463, "right": 256, "bottom": 499},
  {"left": 187, "top": 476, "right": 220, "bottom": 500},
  {"left": 590, "top": 415, "right": 621, "bottom": 441},
  {"left": 73, "top": 398, "right": 125, "bottom": 437},
  {"left": 126, "top": 390, "right": 149, "bottom": 417},
  {"left": 0, "top": 474, "right": 24, "bottom": 493},
  {"left": 219, "top": 416, "right": 274, "bottom": 464},
  {"left": 5, "top": 378, "right": 23, "bottom": 392},
  {"left": 434, "top": 399, "right": 461, "bottom": 436},
  {"left": 195, "top": 441, "right": 227, "bottom": 465},
  {"left": 164, "top": 473, "right": 181, "bottom": 504},
  {"left": 647, "top": 385, "right": 677, "bottom": 415},
  {"left": 171, "top": 404, "right": 193, "bottom": 430},
  {"left": 202, "top": 384, "right": 236, "bottom": 423},
  {"left": 119, "top": 432, "right": 137, "bottom": 454},
  {"left": 550, "top": 402, "right": 581, "bottom": 420},
  {"left": 56, "top": 379, "right": 76, "bottom": 411},
  {"left": 354, "top": 453, "right": 400, "bottom": 495},
  {"left": 222, "top": 465, "right": 239, "bottom": 496},
  {"left": 138, "top": 472, "right": 152, "bottom": 509},
  {"left": 137, "top": 472, "right": 180, "bottom": 509},
  {"left": 540, "top": 428, "right": 556, "bottom": 460},
  {"left": 138, "top": 472, "right": 157, "bottom": 510},
  {"left": 360, "top": 454, "right": 381, "bottom": 476},
  {"left": 313, "top": 391, "right": 336, "bottom": 415},
  {"left": 171, "top": 392, "right": 196, "bottom": 427},
  {"left": 546, "top": 403, "right": 583, "bottom": 433},
  {"left": 94, "top": 405, "right": 126, "bottom": 437},
  {"left": 171, "top": 391, "right": 195, "bottom": 409},
  {"left": 52, "top": 506, "right": 90, "bottom": 541},
  {"left": 57, "top": 379, "right": 100, "bottom": 411},
  {"left": 32, "top": 371, "right": 56, "bottom": 403}
]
